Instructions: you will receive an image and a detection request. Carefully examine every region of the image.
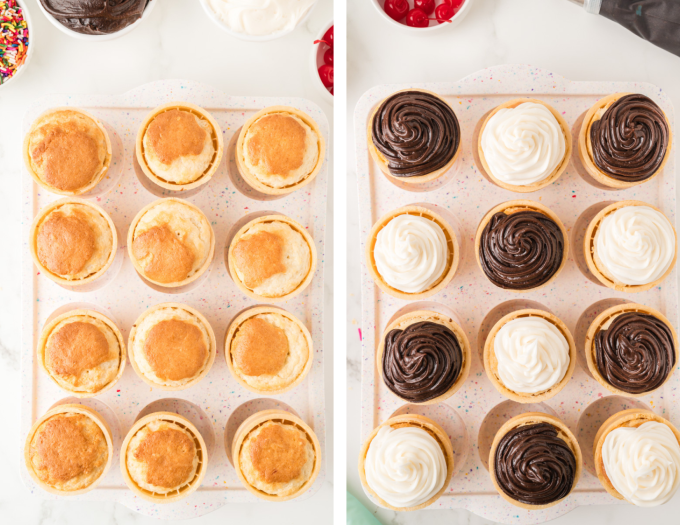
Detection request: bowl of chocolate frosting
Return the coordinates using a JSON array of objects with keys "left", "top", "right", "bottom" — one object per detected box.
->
[{"left": 37, "top": 0, "right": 156, "bottom": 40}]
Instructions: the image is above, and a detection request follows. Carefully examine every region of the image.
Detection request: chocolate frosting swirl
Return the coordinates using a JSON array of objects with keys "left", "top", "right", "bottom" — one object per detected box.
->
[
  {"left": 371, "top": 91, "right": 460, "bottom": 178},
  {"left": 594, "top": 312, "right": 676, "bottom": 394},
  {"left": 494, "top": 422, "right": 576, "bottom": 506},
  {"left": 382, "top": 321, "right": 463, "bottom": 403},
  {"left": 40, "top": 0, "right": 150, "bottom": 35},
  {"left": 589, "top": 94, "right": 669, "bottom": 182},
  {"left": 479, "top": 210, "right": 564, "bottom": 290}
]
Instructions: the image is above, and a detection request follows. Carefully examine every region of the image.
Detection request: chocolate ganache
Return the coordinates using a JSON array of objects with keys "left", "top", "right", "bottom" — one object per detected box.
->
[
  {"left": 594, "top": 312, "right": 676, "bottom": 394},
  {"left": 40, "top": 0, "right": 151, "bottom": 35},
  {"left": 479, "top": 210, "right": 564, "bottom": 290},
  {"left": 589, "top": 94, "right": 669, "bottom": 183},
  {"left": 382, "top": 321, "right": 462, "bottom": 403},
  {"left": 494, "top": 422, "right": 576, "bottom": 506},
  {"left": 371, "top": 91, "right": 460, "bottom": 178}
]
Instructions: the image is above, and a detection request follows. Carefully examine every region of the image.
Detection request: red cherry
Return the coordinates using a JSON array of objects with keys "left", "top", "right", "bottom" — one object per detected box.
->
[
  {"left": 318, "top": 65, "right": 334, "bottom": 88},
  {"left": 435, "top": 3, "right": 454, "bottom": 22},
  {"left": 323, "top": 26, "right": 333, "bottom": 47},
  {"left": 414, "top": 0, "right": 435, "bottom": 15},
  {"left": 383, "top": 0, "right": 409, "bottom": 21},
  {"left": 329, "top": 86, "right": 334, "bottom": 96},
  {"left": 406, "top": 8, "right": 429, "bottom": 27},
  {"left": 324, "top": 47, "right": 333, "bottom": 66},
  {"left": 445, "top": 0, "right": 464, "bottom": 10}
]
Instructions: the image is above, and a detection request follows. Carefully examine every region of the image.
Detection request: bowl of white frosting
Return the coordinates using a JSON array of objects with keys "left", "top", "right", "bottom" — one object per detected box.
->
[{"left": 200, "top": 0, "right": 318, "bottom": 41}]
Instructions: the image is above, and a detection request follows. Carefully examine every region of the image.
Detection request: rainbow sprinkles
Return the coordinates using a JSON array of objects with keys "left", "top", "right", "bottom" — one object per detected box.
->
[{"left": 0, "top": 0, "right": 28, "bottom": 84}]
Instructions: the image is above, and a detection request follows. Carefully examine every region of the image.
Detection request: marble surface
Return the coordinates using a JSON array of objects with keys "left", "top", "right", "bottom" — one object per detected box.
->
[
  {"left": 0, "top": 0, "right": 333, "bottom": 523},
  {"left": 346, "top": 0, "right": 680, "bottom": 524}
]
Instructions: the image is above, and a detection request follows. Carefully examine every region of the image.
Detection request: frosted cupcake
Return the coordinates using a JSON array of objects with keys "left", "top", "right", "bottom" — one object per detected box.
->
[
  {"left": 478, "top": 99, "right": 571, "bottom": 192},
  {"left": 584, "top": 201, "right": 677, "bottom": 292}
]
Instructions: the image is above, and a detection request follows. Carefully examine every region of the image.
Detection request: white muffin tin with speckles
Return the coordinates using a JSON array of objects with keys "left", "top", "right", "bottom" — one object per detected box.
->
[
  {"left": 20, "top": 80, "right": 328, "bottom": 519},
  {"left": 355, "top": 65, "right": 679, "bottom": 523}
]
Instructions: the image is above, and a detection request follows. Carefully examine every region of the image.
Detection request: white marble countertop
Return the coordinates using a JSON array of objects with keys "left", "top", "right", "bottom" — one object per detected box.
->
[
  {"left": 0, "top": 0, "right": 333, "bottom": 523},
  {"left": 346, "top": 0, "right": 680, "bottom": 524}
]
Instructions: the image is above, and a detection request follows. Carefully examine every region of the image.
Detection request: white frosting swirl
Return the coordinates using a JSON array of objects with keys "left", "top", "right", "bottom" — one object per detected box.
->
[
  {"left": 373, "top": 214, "right": 448, "bottom": 294},
  {"left": 365, "top": 425, "right": 447, "bottom": 508},
  {"left": 481, "top": 102, "right": 566, "bottom": 186},
  {"left": 494, "top": 316, "right": 570, "bottom": 394},
  {"left": 206, "top": 0, "right": 315, "bottom": 36},
  {"left": 595, "top": 205, "right": 675, "bottom": 285},
  {"left": 603, "top": 421, "right": 680, "bottom": 507}
]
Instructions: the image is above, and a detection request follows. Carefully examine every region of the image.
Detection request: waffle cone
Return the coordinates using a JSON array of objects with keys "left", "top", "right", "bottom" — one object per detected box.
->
[
  {"left": 358, "top": 414, "right": 454, "bottom": 511},
  {"left": 135, "top": 102, "right": 223, "bottom": 192},
  {"left": 235, "top": 106, "right": 325, "bottom": 195},
  {"left": 584, "top": 302, "right": 679, "bottom": 396},
  {"left": 476, "top": 98, "right": 571, "bottom": 193},
  {"left": 231, "top": 409, "right": 322, "bottom": 502},
  {"left": 475, "top": 200, "right": 569, "bottom": 292},
  {"left": 483, "top": 309, "right": 576, "bottom": 403},
  {"left": 489, "top": 412, "right": 582, "bottom": 510},
  {"left": 366, "top": 205, "right": 459, "bottom": 300},
  {"left": 584, "top": 200, "right": 677, "bottom": 293},
  {"left": 367, "top": 89, "right": 461, "bottom": 184},
  {"left": 578, "top": 93, "right": 672, "bottom": 189}
]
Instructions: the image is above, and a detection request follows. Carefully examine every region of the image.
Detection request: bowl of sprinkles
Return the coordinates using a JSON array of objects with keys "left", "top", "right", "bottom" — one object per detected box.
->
[{"left": 0, "top": 0, "right": 30, "bottom": 87}]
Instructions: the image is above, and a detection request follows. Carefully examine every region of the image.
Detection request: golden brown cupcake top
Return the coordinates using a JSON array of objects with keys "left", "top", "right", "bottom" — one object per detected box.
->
[
  {"left": 133, "top": 426, "right": 197, "bottom": 489},
  {"left": 143, "top": 319, "right": 208, "bottom": 382},
  {"left": 247, "top": 114, "right": 307, "bottom": 177},
  {"left": 232, "top": 230, "right": 285, "bottom": 288},
  {"left": 250, "top": 422, "right": 308, "bottom": 484},
  {"left": 37, "top": 209, "right": 95, "bottom": 276},
  {"left": 232, "top": 317, "right": 289, "bottom": 377},
  {"left": 146, "top": 110, "right": 208, "bottom": 166},
  {"left": 132, "top": 224, "right": 195, "bottom": 284},
  {"left": 45, "top": 321, "right": 110, "bottom": 378}
]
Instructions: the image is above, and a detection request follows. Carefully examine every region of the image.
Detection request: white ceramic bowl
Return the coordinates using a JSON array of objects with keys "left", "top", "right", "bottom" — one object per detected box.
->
[
  {"left": 370, "top": 0, "right": 474, "bottom": 33},
  {"left": 199, "top": 0, "right": 318, "bottom": 42},
  {"left": 37, "top": 0, "right": 156, "bottom": 41},
  {"left": 0, "top": 0, "right": 33, "bottom": 89},
  {"left": 309, "top": 20, "right": 333, "bottom": 104}
]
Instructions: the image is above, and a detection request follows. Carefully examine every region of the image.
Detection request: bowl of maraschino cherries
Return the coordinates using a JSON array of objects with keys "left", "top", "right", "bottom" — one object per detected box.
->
[
  {"left": 311, "top": 21, "right": 333, "bottom": 104},
  {"left": 374, "top": 0, "right": 472, "bottom": 30}
]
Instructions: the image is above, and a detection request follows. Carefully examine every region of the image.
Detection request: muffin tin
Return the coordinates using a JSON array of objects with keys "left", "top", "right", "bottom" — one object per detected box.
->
[
  {"left": 355, "top": 65, "right": 678, "bottom": 523},
  {"left": 20, "top": 80, "right": 328, "bottom": 519}
]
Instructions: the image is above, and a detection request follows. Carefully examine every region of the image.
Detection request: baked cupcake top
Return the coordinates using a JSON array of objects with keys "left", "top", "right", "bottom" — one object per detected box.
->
[
  {"left": 131, "top": 305, "right": 212, "bottom": 388},
  {"left": 242, "top": 112, "right": 320, "bottom": 189},
  {"left": 231, "top": 220, "right": 312, "bottom": 298},
  {"left": 494, "top": 422, "right": 577, "bottom": 505},
  {"left": 130, "top": 199, "right": 212, "bottom": 285},
  {"left": 601, "top": 420, "right": 680, "bottom": 506},
  {"left": 229, "top": 312, "right": 309, "bottom": 393},
  {"left": 479, "top": 209, "right": 564, "bottom": 290},
  {"left": 481, "top": 101, "right": 566, "bottom": 187},
  {"left": 26, "top": 109, "right": 109, "bottom": 194},
  {"left": 593, "top": 204, "right": 675, "bottom": 286},
  {"left": 371, "top": 91, "right": 460, "bottom": 178},
  {"left": 126, "top": 420, "right": 199, "bottom": 494},
  {"left": 42, "top": 312, "right": 123, "bottom": 394},
  {"left": 239, "top": 421, "right": 315, "bottom": 497},
  {"left": 34, "top": 201, "right": 114, "bottom": 282},
  {"left": 142, "top": 109, "right": 215, "bottom": 185},
  {"left": 589, "top": 94, "right": 669, "bottom": 183},
  {"left": 28, "top": 411, "right": 109, "bottom": 492},
  {"left": 594, "top": 312, "right": 676, "bottom": 395}
]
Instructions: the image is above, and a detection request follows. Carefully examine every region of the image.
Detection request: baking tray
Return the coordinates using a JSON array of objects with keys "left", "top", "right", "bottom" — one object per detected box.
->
[
  {"left": 20, "top": 79, "right": 328, "bottom": 519},
  {"left": 355, "top": 64, "right": 678, "bottom": 523}
]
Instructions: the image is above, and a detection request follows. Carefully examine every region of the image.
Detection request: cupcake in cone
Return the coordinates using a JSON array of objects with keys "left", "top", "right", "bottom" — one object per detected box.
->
[
  {"left": 584, "top": 201, "right": 677, "bottom": 293},
  {"left": 477, "top": 99, "right": 571, "bottom": 193},
  {"left": 579, "top": 93, "right": 672, "bottom": 189},
  {"left": 483, "top": 309, "right": 575, "bottom": 403},
  {"left": 366, "top": 205, "right": 459, "bottom": 300},
  {"left": 358, "top": 414, "right": 454, "bottom": 511},
  {"left": 489, "top": 412, "right": 582, "bottom": 509},
  {"left": 594, "top": 409, "right": 680, "bottom": 506},
  {"left": 368, "top": 89, "right": 461, "bottom": 184},
  {"left": 585, "top": 303, "right": 678, "bottom": 397},
  {"left": 475, "top": 200, "right": 568, "bottom": 292},
  {"left": 377, "top": 310, "right": 471, "bottom": 404}
]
